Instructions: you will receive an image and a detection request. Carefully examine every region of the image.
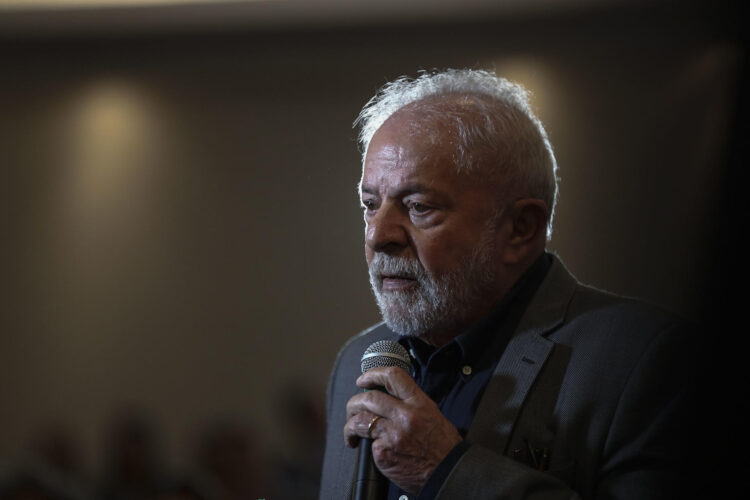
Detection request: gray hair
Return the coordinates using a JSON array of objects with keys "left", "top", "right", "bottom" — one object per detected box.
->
[{"left": 354, "top": 68, "right": 559, "bottom": 239}]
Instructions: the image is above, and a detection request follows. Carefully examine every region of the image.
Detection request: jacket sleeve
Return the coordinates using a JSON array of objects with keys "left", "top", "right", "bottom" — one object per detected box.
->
[
  {"left": 319, "top": 337, "right": 357, "bottom": 500},
  {"left": 593, "top": 322, "right": 696, "bottom": 499}
]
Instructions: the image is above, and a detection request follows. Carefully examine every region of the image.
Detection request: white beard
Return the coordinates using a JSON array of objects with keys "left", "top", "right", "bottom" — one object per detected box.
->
[{"left": 368, "top": 229, "right": 497, "bottom": 338}]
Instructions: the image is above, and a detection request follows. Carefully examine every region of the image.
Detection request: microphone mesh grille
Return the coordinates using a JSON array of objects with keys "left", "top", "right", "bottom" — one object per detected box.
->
[{"left": 361, "top": 340, "right": 411, "bottom": 374}]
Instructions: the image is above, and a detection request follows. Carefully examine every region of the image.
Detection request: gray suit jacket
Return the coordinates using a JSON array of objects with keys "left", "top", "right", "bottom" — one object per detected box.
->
[{"left": 319, "top": 256, "right": 696, "bottom": 499}]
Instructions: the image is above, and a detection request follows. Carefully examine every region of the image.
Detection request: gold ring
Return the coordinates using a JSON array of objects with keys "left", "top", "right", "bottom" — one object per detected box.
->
[{"left": 367, "top": 415, "right": 381, "bottom": 438}]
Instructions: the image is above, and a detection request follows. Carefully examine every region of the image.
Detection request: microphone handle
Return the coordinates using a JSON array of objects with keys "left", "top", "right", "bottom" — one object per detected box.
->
[{"left": 353, "top": 437, "right": 387, "bottom": 500}]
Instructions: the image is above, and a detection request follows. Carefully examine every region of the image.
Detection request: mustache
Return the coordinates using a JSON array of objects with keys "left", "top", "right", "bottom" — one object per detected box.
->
[{"left": 368, "top": 254, "right": 425, "bottom": 280}]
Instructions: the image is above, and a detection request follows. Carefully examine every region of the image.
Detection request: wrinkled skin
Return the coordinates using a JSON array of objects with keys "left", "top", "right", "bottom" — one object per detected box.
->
[{"left": 344, "top": 366, "right": 463, "bottom": 494}]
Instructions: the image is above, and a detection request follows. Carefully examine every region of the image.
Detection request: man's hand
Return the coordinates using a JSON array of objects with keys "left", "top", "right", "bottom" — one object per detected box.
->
[{"left": 343, "top": 366, "right": 463, "bottom": 494}]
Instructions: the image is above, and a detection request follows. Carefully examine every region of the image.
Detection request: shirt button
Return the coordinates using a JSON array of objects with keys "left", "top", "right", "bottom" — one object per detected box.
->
[
  {"left": 462, "top": 365, "right": 472, "bottom": 376},
  {"left": 399, "top": 496, "right": 409, "bottom": 500}
]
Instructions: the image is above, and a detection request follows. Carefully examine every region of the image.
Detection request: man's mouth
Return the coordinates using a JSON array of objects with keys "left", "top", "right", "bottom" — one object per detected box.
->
[{"left": 380, "top": 274, "right": 417, "bottom": 291}]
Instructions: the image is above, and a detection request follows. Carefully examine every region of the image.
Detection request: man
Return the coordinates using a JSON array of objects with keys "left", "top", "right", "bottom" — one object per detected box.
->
[{"left": 319, "top": 69, "right": 696, "bottom": 499}]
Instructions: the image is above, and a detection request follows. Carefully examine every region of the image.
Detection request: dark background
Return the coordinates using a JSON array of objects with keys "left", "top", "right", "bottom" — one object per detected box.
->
[{"left": 0, "top": 0, "right": 744, "bottom": 498}]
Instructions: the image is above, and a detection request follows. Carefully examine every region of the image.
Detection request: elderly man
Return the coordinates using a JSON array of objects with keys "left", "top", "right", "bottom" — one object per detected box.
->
[{"left": 319, "top": 69, "right": 695, "bottom": 499}]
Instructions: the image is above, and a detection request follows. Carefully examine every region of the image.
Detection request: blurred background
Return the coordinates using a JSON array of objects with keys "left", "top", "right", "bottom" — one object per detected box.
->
[{"left": 0, "top": 0, "right": 745, "bottom": 498}]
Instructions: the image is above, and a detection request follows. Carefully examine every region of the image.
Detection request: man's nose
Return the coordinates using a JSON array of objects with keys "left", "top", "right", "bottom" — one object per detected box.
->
[{"left": 365, "top": 204, "right": 408, "bottom": 253}]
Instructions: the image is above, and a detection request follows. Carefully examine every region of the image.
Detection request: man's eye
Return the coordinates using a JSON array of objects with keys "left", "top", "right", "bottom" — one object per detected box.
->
[
  {"left": 409, "top": 202, "right": 431, "bottom": 214},
  {"left": 361, "top": 200, "right": 375, "bottom": 210}
]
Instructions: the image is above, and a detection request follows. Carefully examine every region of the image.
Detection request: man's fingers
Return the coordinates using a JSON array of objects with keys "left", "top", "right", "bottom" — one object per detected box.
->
[
  {"left": 343, "top": 410, "right": 386, "bottom": 447},
  {"left": 344, "top": 366, "right": 430, "bottom": 453},
  {"left": 346, "top": 389, "right": 400, "bottom": 420},
  {"left": 356, "top": 366, "right": 419, "bottom": 400}
]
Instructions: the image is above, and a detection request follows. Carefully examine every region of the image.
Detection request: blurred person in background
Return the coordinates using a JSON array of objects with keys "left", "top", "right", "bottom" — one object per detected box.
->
[
  {"left": 98, "top": 410, "right": 169, "bottom": 500},
  {"left": 0, "top": 423, "right": 89, "bottom": 500},
  {"left": 273, "top": 384, "right": 325, "bottom": 500},
  {"left": 193, "top": 419, "right": 273, "bottom": 500}
]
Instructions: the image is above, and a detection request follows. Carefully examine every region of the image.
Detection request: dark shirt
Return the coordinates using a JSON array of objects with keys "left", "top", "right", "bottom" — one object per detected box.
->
[{"left": 387, "top": 253, "right": 553, "bottom": 500}]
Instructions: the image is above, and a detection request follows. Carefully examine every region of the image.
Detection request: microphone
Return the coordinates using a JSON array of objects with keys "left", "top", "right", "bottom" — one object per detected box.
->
[{"left": 354, "top": 340, "right": 412, "bottom": 500}]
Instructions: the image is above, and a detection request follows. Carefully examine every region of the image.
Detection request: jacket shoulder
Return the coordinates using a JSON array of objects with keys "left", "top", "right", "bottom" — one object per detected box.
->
[{"left": 566, "top": 282, "right": 687, "bottom": 335}]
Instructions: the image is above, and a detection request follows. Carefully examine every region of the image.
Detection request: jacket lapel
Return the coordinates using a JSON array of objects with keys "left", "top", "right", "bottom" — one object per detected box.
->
[{"left": 466, "top": 255, "right": 577, "bottom": 453}]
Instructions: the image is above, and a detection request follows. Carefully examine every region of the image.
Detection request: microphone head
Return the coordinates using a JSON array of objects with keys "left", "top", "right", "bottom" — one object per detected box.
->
[{"left": 361, "top": 340, "right": 411, "bottom": 374}]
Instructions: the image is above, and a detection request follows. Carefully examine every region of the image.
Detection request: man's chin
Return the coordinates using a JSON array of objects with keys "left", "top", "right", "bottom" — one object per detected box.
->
[
  {"left": 374, "top": 288, "right": 441, "bottom": 337},
  {"left": 378, "top": 304, "right": 429, "bottom": 338},
  {"left": 379, "top": 303, "right": 410, "bottom": 323},
  {"left": 382, "top": 317, "right": 424, "bottom": 338}
]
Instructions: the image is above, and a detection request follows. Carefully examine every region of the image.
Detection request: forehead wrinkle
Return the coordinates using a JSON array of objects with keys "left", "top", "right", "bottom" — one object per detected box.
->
[
  {"left": 367, "top": 141, "right": 412, "bottom": 172},
  {"left": 361, "top": 169, "right": 420, "bottom": 196},
  {"left": 368, "top": 136, "right": 448, "bottom": 176}
]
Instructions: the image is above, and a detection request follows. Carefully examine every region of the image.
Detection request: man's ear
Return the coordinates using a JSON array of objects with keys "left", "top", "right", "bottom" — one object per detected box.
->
[{"left": 502, "top": 198, "right": 549, "bottom": 264}]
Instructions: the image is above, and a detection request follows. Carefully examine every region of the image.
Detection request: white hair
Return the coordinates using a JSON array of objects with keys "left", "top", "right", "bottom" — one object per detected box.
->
[{"left": 354, "top": 68, "right": 559, "bottom": 239}]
